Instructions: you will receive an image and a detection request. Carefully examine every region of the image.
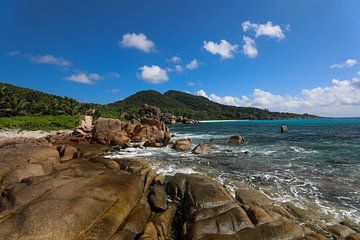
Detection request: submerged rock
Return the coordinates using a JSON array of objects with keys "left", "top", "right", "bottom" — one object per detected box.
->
[
  {"left": 173, "top": 138, "right": 192, "bottom": 152},
  {"left": 281, "top": 125, "right": 288, "bottom": 133},
  {"left": 226, "top": 135, "right": 245, "bottom": 144},
  {"left": 192, "top": 143, "right": 211, "bottom": 154}
]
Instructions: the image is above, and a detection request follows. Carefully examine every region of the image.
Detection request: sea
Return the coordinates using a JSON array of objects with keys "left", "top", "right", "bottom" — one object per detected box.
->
[{"left": 106, "top": 118, "right": 360, "bottom": 222}]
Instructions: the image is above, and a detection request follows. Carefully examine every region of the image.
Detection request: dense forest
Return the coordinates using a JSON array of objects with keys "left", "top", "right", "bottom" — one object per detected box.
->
[{"left": 0, "top": 83, "right": 317, "bottom": 120}]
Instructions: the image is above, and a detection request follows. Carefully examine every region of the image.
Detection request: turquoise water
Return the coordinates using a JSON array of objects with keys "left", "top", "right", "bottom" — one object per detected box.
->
[{"left": 110, "top": 118, "right": 360, "bottom": 222}]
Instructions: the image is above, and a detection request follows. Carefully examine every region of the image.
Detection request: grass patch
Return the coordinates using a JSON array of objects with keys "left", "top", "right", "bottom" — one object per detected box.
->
[{"left": 0, "top": 115, "right": 80, "bottom": 131}]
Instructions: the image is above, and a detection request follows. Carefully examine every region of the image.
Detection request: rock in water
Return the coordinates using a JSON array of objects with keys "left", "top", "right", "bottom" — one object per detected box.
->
[
  {"left": 173, "top": 138, "right": 192, "bottom": 152},
  {"left": 281, "top": 125, "right": 288, "bottom": 133},
  {"left": 226, "top": 135, "right": 245, "bottom": 144},
  {"left": 192, "top": 143, "right": 211, "bottom": 154}
]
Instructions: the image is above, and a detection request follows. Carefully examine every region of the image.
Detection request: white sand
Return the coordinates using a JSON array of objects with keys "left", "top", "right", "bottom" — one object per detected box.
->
[{"left": 0, "top": 129, "right": 72, "bottom": 139}]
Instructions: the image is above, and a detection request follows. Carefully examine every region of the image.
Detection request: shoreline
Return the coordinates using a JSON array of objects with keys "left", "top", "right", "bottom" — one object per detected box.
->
[{"left": 0, "top": 117, "right": 359, "bottom": 239}]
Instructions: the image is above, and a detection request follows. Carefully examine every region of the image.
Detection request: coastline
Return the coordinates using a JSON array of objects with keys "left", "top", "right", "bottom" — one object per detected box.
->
[{"left": 0, "top": 117, "right": 359, "bottom": 239}]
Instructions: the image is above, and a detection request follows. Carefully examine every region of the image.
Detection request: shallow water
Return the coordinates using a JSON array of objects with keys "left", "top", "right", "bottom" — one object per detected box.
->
[{"left": 107, "top": 118, "right": 360, "bottom": 222}]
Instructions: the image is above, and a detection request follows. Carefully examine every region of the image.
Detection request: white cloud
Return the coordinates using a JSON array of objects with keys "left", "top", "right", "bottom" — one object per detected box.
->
[
  {"left": 107, "top": 88, "right": 120, "bottom": 93},
  {"left": 170, "top": 56, "right": 181, "bottom": 63},
  {"left": 175, "top": 65, "right": 184, "bottom": 73},
  {"left": 242, "top": 21, "right": 286, "bottom": 40},
  {"left": 186, "top": 59, "right": 200, "bottom": 70},
  {"left": 106, "top": 72, "right": 121, "bottom": 78},
  {"left": 64, "top": 72, "right": 103, "bottom": 84},
  {"left": 197, "top": 78, "right": 360, "bottom": 117},
  {"left": 7, "top": 51, "right": 20, "bottom": 56},
  {"left": 203, "top": 40, "right": 238, "bottom": 59},
  {"left": 139, "top": 65, "right": 168, "bottom": 84},
  {"left": 187, "top": 81, "right": 196, "bottom": 86},
  {"left": 330, "top": 59, "right": 357, "bottom": 69},
  {"left": 242, "top": 36, "right": 258, "bottom": 58},
  {"left": 30, "top": 54, "right": 72, "bottom": 67},
  {"left": 120, "top": 33, "right": 155, "bottom": 53}
]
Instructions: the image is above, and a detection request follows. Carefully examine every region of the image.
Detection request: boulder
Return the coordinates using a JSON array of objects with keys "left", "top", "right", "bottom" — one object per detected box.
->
[
  {"left": 200, "top": 220, "right": 304, "bottom": 240},
  {"left": 0, "top": 159, "right": 146, "bottom": 240},
  {"left": 327, "top": 224, "right": 355, "bottom": 239},
  {"left": 234, "top": 181, "right": 274, "bottom": 207},
  {"left": 149, "top": 185, "right": 167, "bottom": 211},
  {"left": 153, "top": 204, "right": 177, "bottom": 239},
  {"left": 169, "top": 174, "right": 254, "bottom": 240},
  {"left": 281, "top": 125, "right": 288, "bottom": 133},
  {"left": 139, "top": 222, "right": 158, "bottom": 240},
  {"left": 0, "top": 143, "right": 60, "bottom": 184},
  {"left": 139, "top": 104, "right": 161, "bottom": 119},
  {"left": 73, "top": 115, "right": 93, "bottom": 138},
  {"left": 58, "top": 145, "right": 80, "bottom": 162},
  {"left": 92, "top": 117, "right": 129, "bottom": 146},
  {"left": 347, "top": 233, "right": 360, "bottom": 240},
  {"left": 173, "top": 138, "right": 192, "bottom": 152},
  {"left": 226, "top": 135, "right": 245, "bottom": 144},
  {"left": 192, "top": 143, "right": 211, "bottom": 154}
]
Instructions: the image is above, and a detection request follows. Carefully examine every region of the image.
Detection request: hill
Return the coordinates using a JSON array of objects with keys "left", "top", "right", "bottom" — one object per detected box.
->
[
  {"left": 108, "top": 90, "right": 317, "bottom": 120},
  {"left": 0, "top": 82, "right": 82, "bottom": 117},
  {"left": 0, "top": 82, "right": 317, "bottom": 120}
]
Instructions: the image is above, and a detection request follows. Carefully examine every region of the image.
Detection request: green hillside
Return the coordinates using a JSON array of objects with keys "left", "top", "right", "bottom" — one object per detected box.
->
[
  {"left": 0, "top": 82, "right": 317, "bottom": 121},
  {"left": 109, "top": 90, "right": 317, "bottom": 120},
  {"left": 0, "top": 83, "right": 81, "bottom": 117}
]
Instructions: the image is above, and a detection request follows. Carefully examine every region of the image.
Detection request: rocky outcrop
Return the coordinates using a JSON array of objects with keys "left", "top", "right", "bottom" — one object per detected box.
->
[
  {"left": 281, "top": 125, "right": 289, "bottom": 133},
  {"left": 169, "top": 174, "right": 254, "bottom": 240},
  {"left": 192, "top": 143, "right": 211, "bottom": 154},
  {"left": 140, "top": 104, "right": 162, "bottom": 120},
  {"left": 92, "top": 117, "right": 129, "bottom": 145},
  {"left": 73, "top": 115, "right": 93, "bottom": 138},
  {"left": 1, "top": 125, "right": 358, "bottom": 240},
  {"left": 173, "top": 138, "right": 192, "bottom": 152},
  {"left": 226, "top": 135, "right": 245, "bottom": 144},
  {"left": 137, "top": 104, "right": 199, "bottom": 125}
]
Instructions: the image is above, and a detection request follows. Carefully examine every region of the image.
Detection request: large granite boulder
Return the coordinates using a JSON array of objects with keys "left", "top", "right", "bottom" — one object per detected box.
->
[
  {"left": 169, "top": 174, "right": 254, "bottom": 240},
  {"left": 0, "top": 142, "right": 60, "bottom": 184},
  {"left": 0, "top": 157, "right": 152, "bottom": 240},
  {"left": 173, "top": 138, "right": 192, "bottom": 152},
  {"left": 92, "top": 117, "right": 130, "bottom": 145}
]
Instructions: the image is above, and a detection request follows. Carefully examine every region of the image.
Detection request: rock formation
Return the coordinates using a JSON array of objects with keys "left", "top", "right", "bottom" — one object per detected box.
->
[
  {"left": 281, "top": 125, "right": 288, "bottom": 133},
  {"left": 226, "top": 135, "right": 245, "bottom": 144},
  {"left": 173, "top": 138, "right": 192, "bottom": 152},
  {"left": 0, "top": 117, "right": 359, "bottom": 240}
]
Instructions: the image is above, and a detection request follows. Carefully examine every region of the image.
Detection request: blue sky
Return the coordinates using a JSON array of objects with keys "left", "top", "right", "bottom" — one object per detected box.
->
[{"left": 1, "top": 0, "right": 360, "bottom": 117}]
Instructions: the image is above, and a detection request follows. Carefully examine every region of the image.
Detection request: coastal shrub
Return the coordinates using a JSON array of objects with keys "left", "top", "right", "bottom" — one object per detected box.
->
[{"left": 0, "top": 115, "right": 80, "bottom": 130}]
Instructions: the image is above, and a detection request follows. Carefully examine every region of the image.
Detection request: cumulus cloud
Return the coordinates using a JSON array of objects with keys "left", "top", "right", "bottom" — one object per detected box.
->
[
  {"left": 242, "top": 21, "right": 286, "bottom": 40},
  {"left": 139, "top": 65, "right": 168, "bottom": 84},
  {"left": 120, "top": 33, "right": 155, "bottom": 53},
  {"left": 197, "top": 78, "right": 360, "bottom": 117},
  {"left": 170, "top": 56, "right": 181, "bottom": 63},
  {"left": 242, "top": 36, "right": 258, "bottom": 58},
  {"left": 64, "top": 72, "right": 103, "bottom": 84},
  {"left": 186, "top": 59, "right": 200, "bottom": 70},
  {"left": 330, "top": 59, "right": 357, "bottom": 69},
  {"left": 30, "top": 54, "right": 72, "bottom": 67},
  {"left": 203, "top": 40, "right": 238, "bottom": 59}
]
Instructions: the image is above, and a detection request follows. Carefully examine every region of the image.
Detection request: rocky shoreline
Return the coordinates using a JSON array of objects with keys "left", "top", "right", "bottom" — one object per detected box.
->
[{"left": 0, "top": 117, "right": 359, "bottom": 240}]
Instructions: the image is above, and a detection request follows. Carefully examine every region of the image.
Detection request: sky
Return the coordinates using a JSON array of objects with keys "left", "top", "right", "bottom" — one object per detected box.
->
[{"left": 1, "top": 0, "right": 360, "bottom": 117}]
